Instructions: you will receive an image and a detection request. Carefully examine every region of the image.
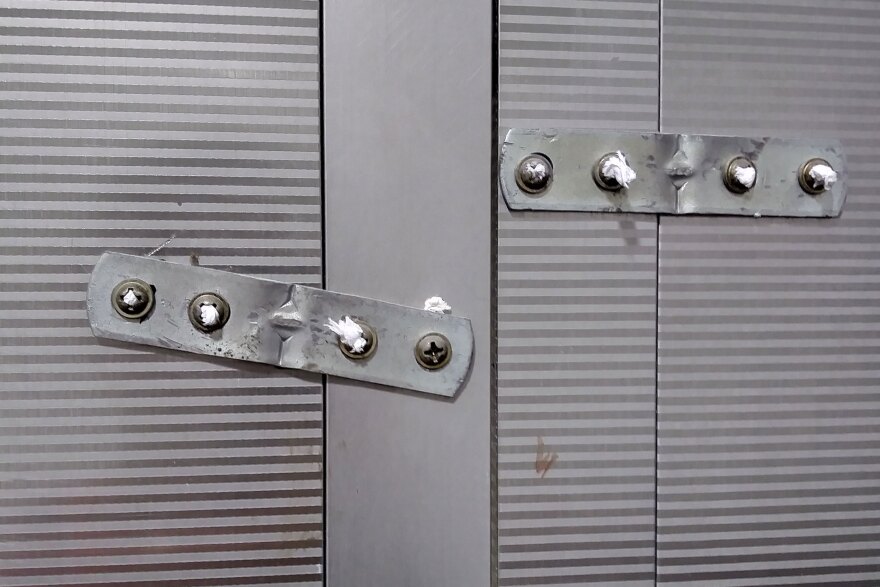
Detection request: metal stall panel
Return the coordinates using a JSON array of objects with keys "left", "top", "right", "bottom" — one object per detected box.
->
[
  {"left": 323, "top": 1, "right": 492, "bottom": 586},
  {"left": 497, "top": 1, "right": 659, "bottom": 585},
  {"left": 657, "top": 1, "right": 880, "bottom": 585},
  {"left": 0, "top": 2, "right": 323, "bottom": 585}
]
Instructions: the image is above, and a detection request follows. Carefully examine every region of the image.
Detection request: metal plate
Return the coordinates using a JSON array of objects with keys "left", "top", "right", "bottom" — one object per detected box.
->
[
  {"left": 501, "top": 129, "right": 846, "bottom": 217},
  {"left": 88, "top": 253, "right": 474, "bottom": 398}
]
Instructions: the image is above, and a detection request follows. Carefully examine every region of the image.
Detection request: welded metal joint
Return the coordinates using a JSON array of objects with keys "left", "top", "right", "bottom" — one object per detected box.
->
[
  {"left": 500, "top": 129, "right": 846, "bottom": 218},
  {"left": 88, "top": 253, "right": 474, "bottom": 398}
]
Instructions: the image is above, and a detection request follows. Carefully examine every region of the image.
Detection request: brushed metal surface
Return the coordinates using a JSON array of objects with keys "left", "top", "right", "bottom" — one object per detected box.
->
[
  {"left": 323, "top": 0, "right": 492, "bottom": 585},
  {"left": 0, "top": 1, "right": 323, "bottom": 585},
  {"left": 658, "top": 0, "right": 880, "bottom": 585},
  {"left": 497, "top": 1, "right": 659, "bottom": 585}
]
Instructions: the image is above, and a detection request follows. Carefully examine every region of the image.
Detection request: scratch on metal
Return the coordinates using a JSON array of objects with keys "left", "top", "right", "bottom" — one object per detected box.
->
[{"left": 146, "top": 234, "right": 176, "bottom": 257}]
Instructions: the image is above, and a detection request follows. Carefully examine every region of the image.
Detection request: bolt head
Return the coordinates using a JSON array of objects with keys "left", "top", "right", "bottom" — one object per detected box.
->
[
  {"left": 415, "top": 333, "right": 452, "bottom": 370},
  {"left": 799, "top": 158, "right": 834, "bottom": 195},
  {"left": 188, "top": 293, "right": 230, "bottom": 333},
  {"left": 337, "top": 320, "right": 378, "bottom": 360},
  {"left": 111, "top": 279, "right": 154, "bottom": 320},
  {"left": 516, "top": 154, "right": 553, "bottom": 194},
  {"left": 723, "top": 156, "right": 757, "bottom": 194},
  {"left": 593, "top": 152, "right": 629, "bottom": 192}
]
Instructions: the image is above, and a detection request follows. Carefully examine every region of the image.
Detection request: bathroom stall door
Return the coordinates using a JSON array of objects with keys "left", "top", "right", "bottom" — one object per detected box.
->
[
  {"left": 0, "top": 2, "right": 324, "bottom": 584},
  {"left": 656, "top": 1, "right": 880, "bottom": 585},
  {"left": 495, "top": 2, "right": 660, "bottom": 586}
]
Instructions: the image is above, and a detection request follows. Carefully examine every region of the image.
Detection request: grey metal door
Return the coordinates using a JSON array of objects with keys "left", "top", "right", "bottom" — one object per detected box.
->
[
  {"left": 1, "top": 0, "right": 493, "bottom": 586},
  {"left": 0, "top": 2, "right": 324, "bottom": 584},
  {"left": 3, "top": 1, "right": 879, "bottom": 586},
  {"left": 496, "top": 1, "right": 660, "bottom": 585},
  {"left": 496, "top": 1, "right": 880, "bottom": 586},
  {"left": 656, "top": 2, "right": 880, "bottom": 585}
]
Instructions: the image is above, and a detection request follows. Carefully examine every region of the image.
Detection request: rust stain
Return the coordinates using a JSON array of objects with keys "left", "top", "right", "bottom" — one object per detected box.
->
[{"left": 535, "top": 436, "right": 558, "bottom": 479}]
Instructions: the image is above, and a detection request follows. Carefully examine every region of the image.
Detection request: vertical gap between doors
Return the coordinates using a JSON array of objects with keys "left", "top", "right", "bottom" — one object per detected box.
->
[
  {"left": 318, "top": 0, "right": 328, "bottom": 583},
  {"left": 654, "top": 1, "right": 663, "bottom": 586},
  {"left": 489, "top": 0, "right": 500, "bottom": 584}
]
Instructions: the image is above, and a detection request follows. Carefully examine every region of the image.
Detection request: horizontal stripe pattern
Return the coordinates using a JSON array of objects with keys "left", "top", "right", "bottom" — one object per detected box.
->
[
  {"left": 0, "top": 1, "right": 322, "bottom": 585},
  {"left": 498, "top": 1, "right": 659, "bottom": 584},
  {"left": 658, "top": 0, "right": 880, "bottom": 585}
]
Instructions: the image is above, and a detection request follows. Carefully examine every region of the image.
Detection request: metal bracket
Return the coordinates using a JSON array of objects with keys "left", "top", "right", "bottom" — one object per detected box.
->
[
  {"left": 87, "top": 253, "right": 474, "bottom": 398},
  {"left": 500, "top": 129, "right": 847, "bottom": 217}
]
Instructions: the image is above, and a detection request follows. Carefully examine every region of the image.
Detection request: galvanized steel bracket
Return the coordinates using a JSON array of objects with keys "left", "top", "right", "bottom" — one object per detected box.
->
[
  {"left": 500, "top": 129, "right": 847, "bottom": 217},
  {"left": 87, "top": 253, "right": 474, "bottom": 398}
]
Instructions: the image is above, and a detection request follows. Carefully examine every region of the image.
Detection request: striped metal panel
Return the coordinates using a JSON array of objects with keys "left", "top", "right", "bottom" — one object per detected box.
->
[
  {"left": 497, "top": 1, "right": 659, "bottom": 584},
  {"left": 0, "top": 2, "right": 323, "bottom": 585},
  {"left": 658, "top": 1, "right": 880, "bottom": 585}
]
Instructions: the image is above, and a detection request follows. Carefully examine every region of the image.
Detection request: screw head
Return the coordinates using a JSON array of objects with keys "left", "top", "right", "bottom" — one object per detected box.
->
[
  {"left": 415, "top": 333, "right": 452, "bottom": 370},
  {"left": 111, "top": 279, "right": 154, "bottom": 320},
  {"left": 516, "top": 154, "right": 553, "bottom": 194},
  {"left": 799, "top": 158, "right": 834, "bottom": 195},
  {"left": 723, "top": 156, "right": 757, "bottom": 194},
  {"left": 593, "top": 152, "right": 629, "bottom": 192},
  {"left": 337, "top": 320, "right": 378, "bottom": 360},
  {"left": 188, "top": 293, "right": 230, "bottom": 333}
]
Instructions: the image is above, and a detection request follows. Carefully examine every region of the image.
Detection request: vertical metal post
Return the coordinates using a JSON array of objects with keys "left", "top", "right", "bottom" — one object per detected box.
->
[{"left": 323, "top": 1, "right": 493, "bottom": 585}]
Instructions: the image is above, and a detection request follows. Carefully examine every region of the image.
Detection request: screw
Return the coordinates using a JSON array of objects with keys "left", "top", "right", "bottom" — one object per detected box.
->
[
  {"left": 799, "top": 158, "right": 836, "bottom": 195},
  {"left": 723, "top": 156, "right": 757, "bottom": 194},
  {"left": 415, "top": 333, "right": 452, "bottom": 370},
  {"left": 188, "top": 293, "right": 230, "bottom": 333},
  {"left": 593, "top": 151, "right": 636, "bottom": 192},
  {"left": 516, "top": 153, "right": 553, "bottom": 194},
  {"left": 337, "top": 320, "right": 378, "bottom": 360},
  {"left": 111, "top": 279, "right": 154, "bottom": 320}
]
